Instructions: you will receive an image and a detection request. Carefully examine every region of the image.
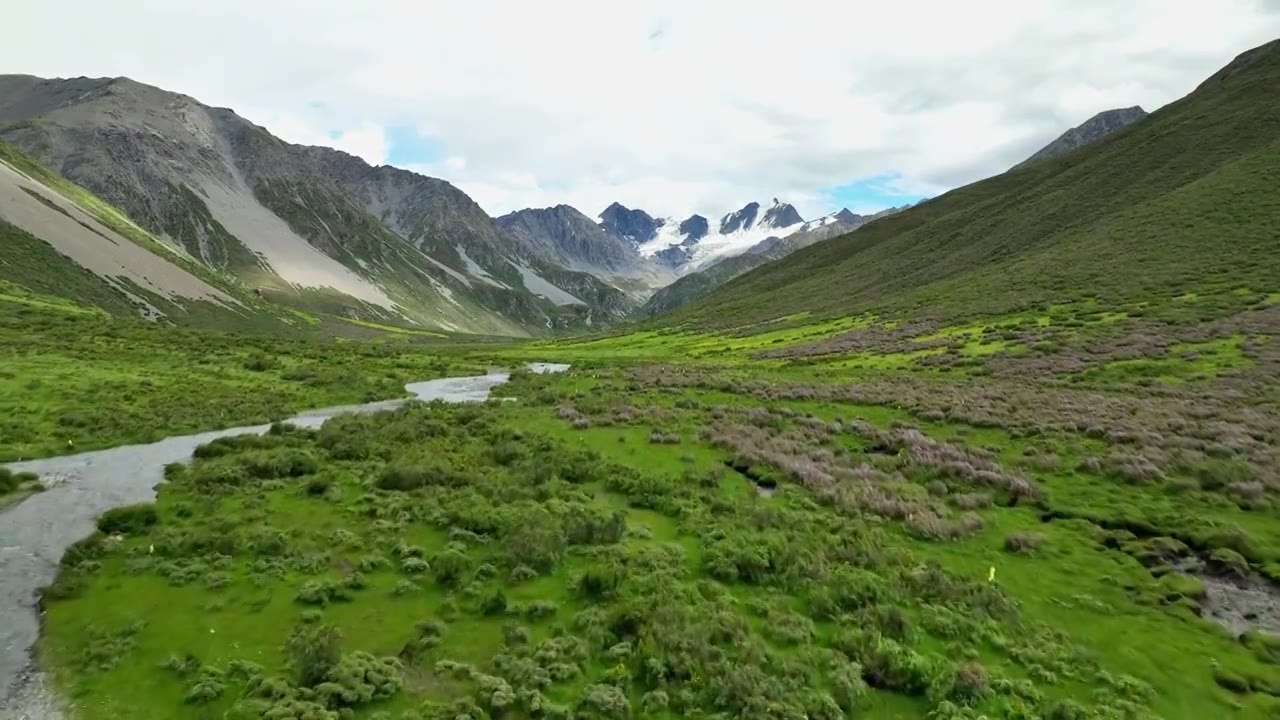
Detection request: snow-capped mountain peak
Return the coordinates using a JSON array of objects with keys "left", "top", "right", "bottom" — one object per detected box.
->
[
  {"left": 799, "top": 207, "right": 859, "bottom": 233},
  {"left": 614, "top": 199, "right": 806, "bottom": 274}
]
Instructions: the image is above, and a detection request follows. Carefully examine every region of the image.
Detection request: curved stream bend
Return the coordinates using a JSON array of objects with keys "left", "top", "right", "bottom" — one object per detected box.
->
[{"left": 0, "top": 363, "right": 568, "bottom": 711}]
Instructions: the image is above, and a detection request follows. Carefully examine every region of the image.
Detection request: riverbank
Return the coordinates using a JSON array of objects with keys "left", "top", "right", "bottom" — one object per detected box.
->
[
  {"left": 0, "top": 300, "right": 477, "bottom": 463},
  {"left": 0, "top": 364, "right": 566, "bottom": 716}
]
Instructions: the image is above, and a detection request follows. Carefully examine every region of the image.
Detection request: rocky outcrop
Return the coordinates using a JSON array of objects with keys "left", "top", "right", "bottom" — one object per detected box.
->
[
  {"left": 598, "top": 202, "right": 661, "bottom": 244},
  {"left": 1015, "top": 106, "right": 1148, "bottom": 168}
]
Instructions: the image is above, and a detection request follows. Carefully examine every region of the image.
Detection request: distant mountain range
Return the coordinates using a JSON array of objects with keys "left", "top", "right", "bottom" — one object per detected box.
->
[
  {"left": 0, "top": 74, "right": 631, "bottom": 334},
  {"left": 638, "top": 205, "right": 908, "bottom": 314},
  {"left": 0, "top": 68, "right": 1161, "bottom": 334}
]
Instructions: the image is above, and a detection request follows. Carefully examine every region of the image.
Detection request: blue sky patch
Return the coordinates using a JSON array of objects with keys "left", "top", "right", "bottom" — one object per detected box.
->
[
  {"left": 385, "top": 125, "right": 446, "bottom": 166},
  {"left": 823, "top": 173, "right": 928, "bottom": 214}
]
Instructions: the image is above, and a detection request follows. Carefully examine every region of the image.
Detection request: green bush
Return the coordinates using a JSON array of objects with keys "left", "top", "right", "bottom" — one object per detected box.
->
[
  {"left": 240, "top": 449, "right": 320, "bottom": 479},
  {"left": 1212, "top": 666, "right": 1250, "bottom": 694},
  {"left": 504, "top": 508, "right": 566, "bottom": 572},
  {"left": 96, "top": 503, "right": 159, "bottom": 534},
  {"left": 377, "top": 462, "right": 458, "bottom": 491},
  {"left": 1242, "top": 631, "right": 1280, "bottom": 665},
  {"left": 286, "top": 623, "right": 342, "bottom": 687}
]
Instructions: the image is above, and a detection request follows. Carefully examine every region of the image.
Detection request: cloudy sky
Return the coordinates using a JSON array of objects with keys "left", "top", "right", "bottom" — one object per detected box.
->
[{"left": 4, "top": 1, "right": 1278, "bottom": 220}]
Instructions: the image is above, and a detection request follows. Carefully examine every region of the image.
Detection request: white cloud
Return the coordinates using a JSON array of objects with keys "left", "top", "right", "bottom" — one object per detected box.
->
[
  {"left": 2, "top": 0, "right": 1278, "bottom": 220},
  {"left": 327, "top": 125, "right": 390, "bottom": 167}
]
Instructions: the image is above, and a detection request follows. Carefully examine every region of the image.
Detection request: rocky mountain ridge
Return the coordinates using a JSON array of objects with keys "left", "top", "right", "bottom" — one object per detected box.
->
[{"left": 0, "top": 74, "right": 631, "bottom": 334}]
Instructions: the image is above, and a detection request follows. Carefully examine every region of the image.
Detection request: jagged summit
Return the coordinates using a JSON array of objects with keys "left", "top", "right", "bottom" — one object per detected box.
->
[
  {"left": 1015, "top": 106, "right": 1148, "bottom": 168},
  {"left": 0, "top": 73, "right": 633, "bottom": 334},
  {"left": 598, "top": 202, "right": 661, "bottom": 244}
]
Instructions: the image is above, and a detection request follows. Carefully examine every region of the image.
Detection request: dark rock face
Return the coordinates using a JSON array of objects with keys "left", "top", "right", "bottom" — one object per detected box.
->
[
  {"left": 678, "top": 214, "right": 709, "bottom": 243},
  {"left": 719, "top": 202, "right": 761, "bottom": 234},
  {"left": 598, "top": 202, "right": 661, "bottom": 244},
  {"left": 834, "top": 208, "right": 862, "bottom": 224},
  {"left": 1016, "top": 106, "right": 1148, "bottom": 168},
  {"left": 761, "top": 199, "right": 802, "bottom": 228},
  {"left": 654, "top": 245, "right": 693, "bottom": 269},
  {"left": 497, "top": 205, "right": 644, "bottom": 274}
]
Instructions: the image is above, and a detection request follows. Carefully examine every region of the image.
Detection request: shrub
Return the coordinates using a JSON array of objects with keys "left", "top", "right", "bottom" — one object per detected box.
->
[
  {"left": 295, "top": 579, "right": 351, "bottom": 606},
  {"left": 489, "top": 441, "right": 524, "bottom": 466},
  {"left": 504, "top": 508, "right": 566, "bottom": 572},
  {"left": 61, "top": 532, "right": 107, "bottom": 568},
  {"left": 163, "top": 653, "right": 202, "bottom": 676},
  {"left": 949, "top": 661, "right": 990, "bottom": 701},
  {"left": 502, "top": 624, "right": 531, "bottom": 646},
  {"left": 1207, "top": 548, "right": 1250, "bottom": 578},
  {"left": 522, "top": 600, "right": 560, "bottom": 620},
  {"left": 1104, "top": 453, "right": 1164, "bottom": 484},
  {"left": 286, "top": 623, "right": 342, "bottom": 687},
  {"left": 358, "top": 550, "right": 386, "bottom": 568},
  {"left": 479, "top": 588, "right": 508, "bottom": 616},
  {"left": 1044, "top": 699, "right": 1089, "bottom": 720},
  {"left": 401, "top": 558, "right": 430, "bottom": 575},
  {"left": 1212, "top": 666, "right": 1250, "bottom": 694},
  {"left": 578, "top": 684, "right": 629, "bottom": 718},
  {"left": 314, "top": 652, "right": 403, "bottom": 707},
  {"left": 574, "top": 565, "right": 623, "bottom": 601},
  {"left": 950, "top": 493, "right": 991, "bottom": 510},
  {"left": 184, "top": 666, "right": 226, "bottom": 704},
  {"left": 641, "top": 690, "right": 669, "bottom": 712},
  {"left": 241, "top": 450, "right": 321, "bottom": 479},
  {"left": 377, "top": 462, "right": 457, "bottom": 491},
  {"left": 1003, "top": 532, "right": 1045, "bottom": 554},
  {"left": 305, "top": 475, "right": 332, "bottom": 496},
  {"left": 432, "top": 548, "right": 471, "bottom": 587},
  {"left": 96, "top": 503, "right": 159, "bottom": 534},
  {"left": 1075, "top": 456, "right": 1103, "bottom": 474},
  {"left": 1241, "top": 631, "right": 1280, "bottom": 665}
]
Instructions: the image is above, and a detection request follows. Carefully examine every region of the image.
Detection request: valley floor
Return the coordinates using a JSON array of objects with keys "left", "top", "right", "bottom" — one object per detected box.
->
[
  {"left": 4, "top": 283, "right": 1280, "bottom": 720},
  {"left": 0, "top": 283, "right": 479, "bottom": 462}
]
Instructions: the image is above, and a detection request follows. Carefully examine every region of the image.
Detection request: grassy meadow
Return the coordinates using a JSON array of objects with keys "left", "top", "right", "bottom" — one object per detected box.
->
[
  {"left": 0, "top": 282, "right": 479, "bottom": 462},
  {"left": 27, "top": 274, "right": 1280, "bottom": 719}
]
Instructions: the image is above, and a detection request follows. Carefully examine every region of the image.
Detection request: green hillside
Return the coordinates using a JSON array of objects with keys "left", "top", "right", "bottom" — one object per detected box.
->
[{"left": 669, "top": 40, "right": 1280, "bottom": 331}]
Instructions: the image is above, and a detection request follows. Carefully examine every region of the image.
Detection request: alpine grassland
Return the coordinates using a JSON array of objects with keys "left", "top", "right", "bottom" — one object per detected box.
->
[
  {"left": 6, "top": 37, "right": 1280, "bottom": 720},
  {"left": 0, "top": 284, "right": 477, "bottom": 461}
]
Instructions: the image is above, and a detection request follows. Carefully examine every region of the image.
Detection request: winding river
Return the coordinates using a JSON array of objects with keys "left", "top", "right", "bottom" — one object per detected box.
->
[{"left": 0, "top": 363, "right": 568, "bottom": 715}]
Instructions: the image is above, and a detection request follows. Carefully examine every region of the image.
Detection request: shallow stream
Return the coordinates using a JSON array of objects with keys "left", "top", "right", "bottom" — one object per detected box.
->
[{"left": 0, "top": 363, "right": 568, "bottom": 713}]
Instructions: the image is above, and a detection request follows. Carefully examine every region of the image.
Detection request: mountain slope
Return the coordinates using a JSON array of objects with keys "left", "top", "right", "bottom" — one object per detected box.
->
[
  {"left": 669, "top": 39, "right": 1280, "bottom": 329},
  {"left": 640, "top": 251, "right": 774, "bottom": 316},
  {"left": 1014, "top": 106, "right": 1148, "bottom": 168},
  {"left": 0, "top": 138, "right": 304, "bottom": 330},
  {"left": 642, "top": 206, "right": 910, "bottom": 316},
  {"left": 0, "top": 74, "right": 624, "bottom": 334},
  {"left": 496, "top": 205, "right": 647, "bottom": 276}
]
